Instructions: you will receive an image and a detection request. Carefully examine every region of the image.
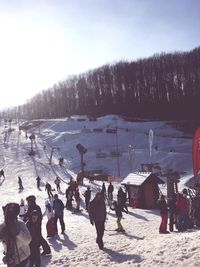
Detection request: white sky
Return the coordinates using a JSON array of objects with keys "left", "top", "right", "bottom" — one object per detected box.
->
[{"left": 0, "top": 0, "right": 200, "bottom": 109}]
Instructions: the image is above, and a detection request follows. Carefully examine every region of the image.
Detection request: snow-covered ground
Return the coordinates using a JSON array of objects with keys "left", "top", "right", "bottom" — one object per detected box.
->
[{"left": 0, "top": 115, "right": 199, "bottom": 267}]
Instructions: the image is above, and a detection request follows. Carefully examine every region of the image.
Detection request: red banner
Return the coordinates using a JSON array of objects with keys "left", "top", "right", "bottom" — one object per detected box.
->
[{"left": 192, "top": 128, "right": 200, "bottom": 177}]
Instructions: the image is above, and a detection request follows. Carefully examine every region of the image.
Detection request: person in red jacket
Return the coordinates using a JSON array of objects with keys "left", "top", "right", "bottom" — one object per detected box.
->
[
  {"left": 176, "top": 193, "right": 190, "bottom": 231},
  {"left": 157, "top": 195, "right": 170, "bottom": 234}
]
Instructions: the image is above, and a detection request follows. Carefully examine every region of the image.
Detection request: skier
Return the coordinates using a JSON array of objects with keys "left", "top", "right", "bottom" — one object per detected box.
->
[
  {"left": 44, "top": 200, "right": 55, "bottom": 238},
  {"left": 107, "top": 182, "right": 114, "bottom": 201},
  {"left": 45, "top": 182, "right": 53, "bottom": 198},
  {"left": 88, "top": 192, "right": 106, "bottom": 250},
  {"left": 0, "top": 202, "right": 32, "bottom": 267},
  {"left": 83, "top": 186, "right": 91, "bottom": 211},
  {"left": 157, "top": 195, "right": 170, "bottom": 234},
  {"left": 24, "top": 195, "right": 51, "bottom": 256},
  {"left": 53, "top": 194, "right": 65, "bottom": 234},
  {"left": 101, "top": 182, "right": 106, "bottom": 195},
  {"left": 18, "top": 176, "right": 24, "bottom": 190},
  {"left": 176, "top": 192, "right": 190, "bottom": 231},
  {"left": 26, "top": 210, "right": 42, "bottom": 267},
  {"left": 54, "top": 176, "right": 61, "bottom": 192},
  {"left": 36, "top": 176, "right": 41, "bottom": 189},
  {"left": 19, "top": 199, "right": 28, "bottom": 221},
  {"left": 110, "top": 201, "right": 128, "bottom": 232}
]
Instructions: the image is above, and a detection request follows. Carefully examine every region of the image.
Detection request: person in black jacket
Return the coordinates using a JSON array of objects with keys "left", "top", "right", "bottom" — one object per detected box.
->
[
  {"left": 168, "top": 194, "right": 177, "bottom": 232},
  {"left": 107, "top": 182, "right": 114, "bottom": 201},
  {"left": 83, "top": 187, "right": 91, "bottom": 211},
  {"left": 157, "top": 195, "right": 170, "bottom": 234},
  {"left": 88, "top": 192, "right": 106, "bottom": 249},
  {"left": 45, "top": 183, "right": 53, "bottom": 198},
  {"left": 24, "top": 195, "right": 51, "bottom": 255},
  {"left": 110, "top": 201, "right": 128, "bottom": 232},
  {"left": 26, "top": 210, "right": 41, "bottom": 267}
]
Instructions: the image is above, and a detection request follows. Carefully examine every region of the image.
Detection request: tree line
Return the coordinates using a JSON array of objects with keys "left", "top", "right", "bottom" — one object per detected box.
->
[{"left": 1, "top": 46, "right": 200, "bottom": 121}]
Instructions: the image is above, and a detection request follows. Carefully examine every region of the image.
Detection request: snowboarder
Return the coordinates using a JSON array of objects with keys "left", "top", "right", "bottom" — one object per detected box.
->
[
  {"left": 88, "top": 192, "right": 106, "bottom": 250},
  {"left": 26, "top": 210, "right": 42, "bottom": 267},
  {"left": 107, "top": 182, "right": 114, "bottom": 201},
  {"left": 110, "top": 201, "right": 128, "bottom": 232},
  {"left": 53, "top": 194, "right": 65, "bottom": 234},
  {"left": 44, "top": 200, "right": 55, "bottom": 238},
  {"left": 0, "top": 202, "right": 32, "bottom": 267},
  {"left": 36, "top": 176, "right": 41, "bottom": 189},
  {"left": 18, "top": 176, "right": 24, "bottom": 190},
  {"left": 157, "top": 195, "right": 170, "bottom": 234},
  {"left": 19, "top": 199, "right": 28, "bottom": 221},
  {"left": 54, "top": 176, "right": 61, "bottom": 192},
  {"left": 24, "top": 195, "right": 51, "bottom": 256},
  {"left": 45, "top": 182, "right": 53, "bottom": 198},
  {"left": 83, "top": 186, "right": 91, "bottom": 211}
]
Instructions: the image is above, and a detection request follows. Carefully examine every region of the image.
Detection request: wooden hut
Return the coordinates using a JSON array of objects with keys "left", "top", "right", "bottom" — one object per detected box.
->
[{"left": 121, "top": 172, "right": 164, "bottom": 209}]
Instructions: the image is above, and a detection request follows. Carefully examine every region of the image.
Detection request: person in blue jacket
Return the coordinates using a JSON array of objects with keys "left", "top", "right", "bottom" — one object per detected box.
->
[{"left": 53, "top": 194, "right": 65, "bottom": 234}]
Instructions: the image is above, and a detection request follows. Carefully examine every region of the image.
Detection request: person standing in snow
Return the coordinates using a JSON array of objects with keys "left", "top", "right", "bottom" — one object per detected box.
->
[
  {"left": 0, "top": 202, "right": 32, "bottom": 267},
  {"left": 26, "top": 210, "right": 42, "bottom": 267},
  {"left": 19, "top": 199, "right": 28, "bottom": 221},
  {"left": 52, "top": 194, "right": 65, "bottom": 234},
  {"left": 0, "top": 169, "right": 5, "bottom": 179},
  {"left": 83, "top": 186, "right": 91, "bottom": 211},
  {"left": 110, "top": 201, "right": 128, "bottom": 232},
  {"left": 74, "top": 188, "right": 81, "bottom": 212},
  {"left": 168, "top": 194, "right": 177, "bottom": 232},
  {"left": 176, "top": 192, "right": 190, "bottom": 231},
  {"left": 157, "top": 195, "right": 170, "bottom": 234},
  {"left": 24, "top": 195, "right": 51, "bottom": 256},
  {"left": 44, "top": 200, "right": 55, "bottom": 238},
  {"left": 36, "top": 176, "right": 41, "bottom": 189},
  {"left": 65, "top": 185, "right": 74, "bottom": 210},
  {"left": 54, "top": 176, "right": 61, "bottom": 192},
  {"left": 45, "top": 182, "right": 53, "bottom": 198},
  {"left": 107, "top": 182, "right": 114, "bottom": 201},
  {"left": 88, "top": 192, "right": 107, "bottom": 250},
  {"left": 18, "top": 176, "right": 24, "bottom": 190}
]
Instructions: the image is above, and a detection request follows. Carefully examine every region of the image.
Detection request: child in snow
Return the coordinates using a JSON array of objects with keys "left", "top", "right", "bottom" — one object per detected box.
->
[
  {"left": 19, "top": 198, "right": 28, "bottom": 221},
  {"left": 110, "top": 201, "right": 128, "bottom": 232},
  {"left": 44, "top": 200, "right": 55, "bottom": 237}
]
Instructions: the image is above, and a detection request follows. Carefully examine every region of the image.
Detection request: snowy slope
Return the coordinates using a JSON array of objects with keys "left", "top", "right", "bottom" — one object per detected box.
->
[{"left": 0, "top": 116, "right": 199, "bottom": 267}]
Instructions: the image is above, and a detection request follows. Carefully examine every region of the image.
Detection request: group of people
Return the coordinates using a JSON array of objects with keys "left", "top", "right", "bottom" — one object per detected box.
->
[
  {"left": 0, "top": 177, "right": 130, "bottom": 267},
  {"left": 157, "top": 188, "right": 200, "bottom": 234}
]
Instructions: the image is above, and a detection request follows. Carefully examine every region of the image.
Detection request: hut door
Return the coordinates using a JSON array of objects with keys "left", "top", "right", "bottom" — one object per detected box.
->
[{"left": 144, "top": 183, "right": 155, "bottom": 208}]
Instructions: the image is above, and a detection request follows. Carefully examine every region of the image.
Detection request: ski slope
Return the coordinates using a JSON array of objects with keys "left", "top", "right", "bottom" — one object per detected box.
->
[{"left": 0, "top": 116, "right": 200, "bottom": 267}]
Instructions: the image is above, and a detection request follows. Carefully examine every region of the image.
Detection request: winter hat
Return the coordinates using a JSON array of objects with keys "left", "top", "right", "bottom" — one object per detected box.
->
[
  {"left": 20, "top": 199, "right": 24, "bottom": 205},
  {"left": 3, "top": 202, "right": 20, "bottom": 220},
  {"left": 26, "top": 195, "right": 36, "bottom": 202}
]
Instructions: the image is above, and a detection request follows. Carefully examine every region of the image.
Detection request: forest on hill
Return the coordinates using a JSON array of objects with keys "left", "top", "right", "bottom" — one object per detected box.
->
[{"left": 2, "top": 46, "right": 200, "bottom": 121}]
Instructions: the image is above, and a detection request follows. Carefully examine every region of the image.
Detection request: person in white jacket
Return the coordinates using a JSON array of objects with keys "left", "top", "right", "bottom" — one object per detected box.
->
[{"left": 0, "top": 202, "right": 32, "bottom": 267}]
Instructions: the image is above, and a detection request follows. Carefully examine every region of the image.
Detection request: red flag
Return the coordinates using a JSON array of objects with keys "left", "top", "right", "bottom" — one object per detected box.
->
[{"left": 192, "top": 128, "right": 200, "bottom": 177}]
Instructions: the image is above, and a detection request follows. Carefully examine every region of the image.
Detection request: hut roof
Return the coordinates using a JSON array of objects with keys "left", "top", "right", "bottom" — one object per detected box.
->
[
  {"left": 184, "top": 174, "right": 200, "bottom": 189},
  {"left": 121, "top": 172, "right": 164, "bottom": 186}
]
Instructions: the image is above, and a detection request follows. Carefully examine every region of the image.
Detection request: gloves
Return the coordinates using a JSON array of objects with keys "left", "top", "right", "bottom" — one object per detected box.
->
[{"left": 90, "top": 220, "right": 94, "bottom": 226}]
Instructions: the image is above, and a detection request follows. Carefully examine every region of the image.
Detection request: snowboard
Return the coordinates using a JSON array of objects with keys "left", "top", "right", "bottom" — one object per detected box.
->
[{"left": 46, "top": 218, "right": 56, "bottom": 237}]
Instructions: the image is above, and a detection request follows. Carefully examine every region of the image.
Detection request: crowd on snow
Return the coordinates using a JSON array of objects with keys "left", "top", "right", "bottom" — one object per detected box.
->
[
  {"left": 0, "top": 170, "right": 130, "bottom": 267},
  {"left": 157, "top": 188, "right": 200, "bottom": 233}
]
